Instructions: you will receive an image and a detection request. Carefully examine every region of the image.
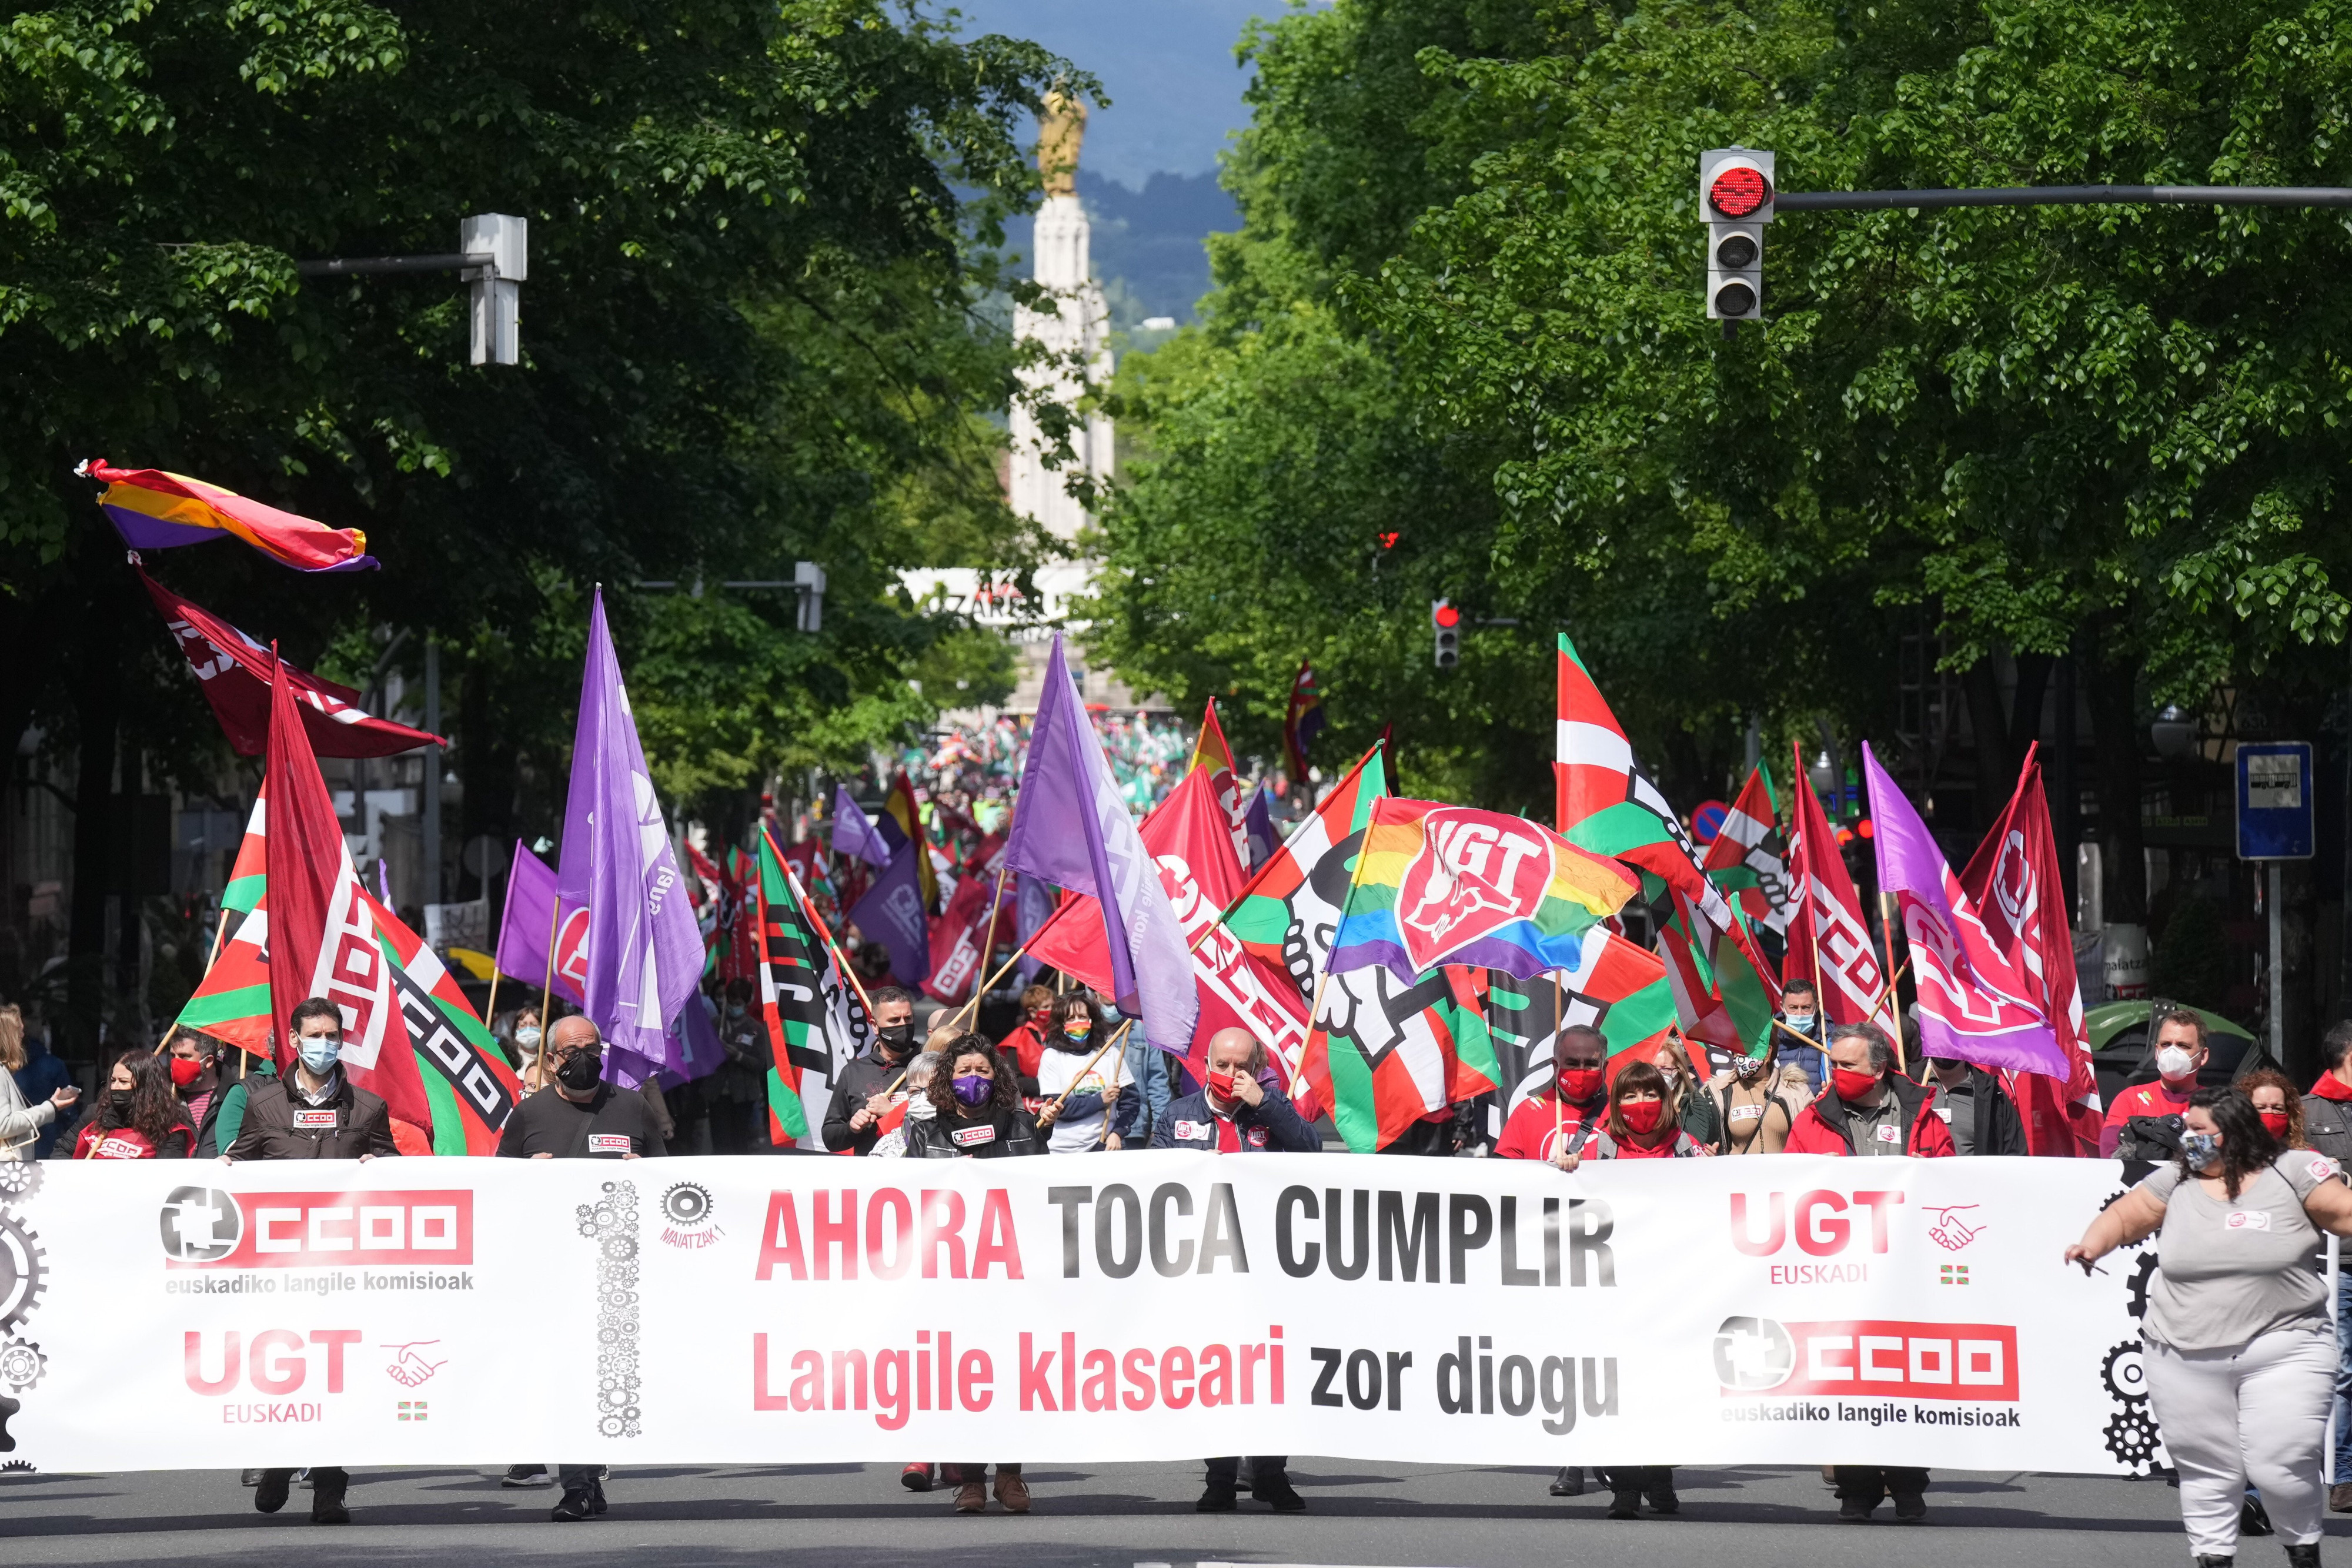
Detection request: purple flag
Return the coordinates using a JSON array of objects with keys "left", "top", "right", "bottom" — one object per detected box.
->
[
  {"left": 848, "top": 842, "right": 933, "bottom": 985},
  {"left": 1863, "top": 743, "right": 2067, "bottom": 1078},
  {"left": 1003, "top": 634, "right": 1199, "bottom": 1055},
  {"left": 1241, "top": 783, "right": 1278, "bottom": 874},
  {"left": 830, "top": 783, "right": 891, "bottom": 870},
  {"left": 667, "top": 992, "right": 726, "bottom": 1084},
  {"left": 555, "top": 589, "right": 706, "bottom": 1088},
  {"left": 493, "top": 839, "right": 585, "bottom": 1006},
  {"left": 1011, "top": 871, "right": 1058, "bottom": 989}
]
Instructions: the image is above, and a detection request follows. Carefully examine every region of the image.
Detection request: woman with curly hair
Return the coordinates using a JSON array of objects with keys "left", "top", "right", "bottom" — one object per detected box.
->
[
  {"left": 2240, "top": 1068, "right": 2307, "bottom": 1149},
  {"left": 903, "top": 1033, "right": 1040, "bottom": 1513},
  {"left": 2068, "top": 1087, "right": 2352, "bottom": 1567},
  {"left": 74, "top": 1050, "right": 194, "bottom": 1159}
]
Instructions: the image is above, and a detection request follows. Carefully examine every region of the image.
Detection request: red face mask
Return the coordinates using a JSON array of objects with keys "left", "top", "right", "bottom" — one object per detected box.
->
[
  {"left": 1618, "top": 1098, "right": 1666, "bottom": 1135},
  {"left": 2259, "top": 1108, "right": 2291, "bottom": 1139},
  {"left": 169, "top": 1055, "right": 203, "bottom": 1089},
  {"left": 1831, "top": 1066, "right": 1882, "bottom": 1103},
  {"left": 1558, "top": 1067, "right": 1603, "bottom": 1104},
  {"left": 1206, "top": 1070, "right": 1238, "bottom": 1101}
]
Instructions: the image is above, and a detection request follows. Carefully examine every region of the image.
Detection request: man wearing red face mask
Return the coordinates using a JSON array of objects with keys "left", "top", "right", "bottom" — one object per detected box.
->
[
  {"left": 1783, "top": 1023, "right": 1956, "bottom": 1159},
  {"left": 1495, "top": 1025, "right": 1611, "bottom": 1166},
  {"left": 169, "top": 1032, "right": 225, "bottom": 1148}
]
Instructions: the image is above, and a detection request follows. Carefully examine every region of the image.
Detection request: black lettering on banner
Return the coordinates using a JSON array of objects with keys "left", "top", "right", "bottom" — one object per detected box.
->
[
  {"left": 1149, "top": 1184, "right": 1195, "bottom": 1277},
  {"left": 1499, "top": 1196, "right": 1540, "bottom": 1287},
  {"left": 1568, "top": 1197, "right": 1615, "bottom": 1287},
  {"left": 1448, "top": 1194, "right": 1493, "bottom": 1283},
  {"left": 1379, "top": 1191, "right": 1438, "bottom": 1282},
  {"left": 1276, "top": 1186, "right": 1319, "bottom": 1277},
  {"left": 1541, "top": 1356, "right": 1575, "bottom": 1434},
  {"left": 1478, "top": 1335, "right": 1493, "bottom": 1413},
  {"left": 1095, "top": 1185, "right": 1142, "bottom": 1279},
  {"left": 1438, "top": 1336, "right": 1472, "bottom": 1414},
  {"left": 1498, "top": 1355, "right": 1535, "bottom": 1416},
  {"left": 1385, "top": 1350, "right": 1412, "bottom": 1410},
  {"left": 1583, "top": 1356, "right": 1619, "bottom": 1417},
  {"left": 1327, "top": 1188, "right": 1370, "bottom": 1280},
  {"left": 1346, "top": 1349, "right": 1380, "bottom": 1410},
  {"left": 1544, "top": 1196, "right": 1561, "bottom": 1287},
  {"left": 1310, "top": 1348, "right": 1344, "bottom": 1407},
  {"left": 1197, "top": 1183, "right": 1248, "bottom": 1274},
  {"left": 1047, "top": 1186, "right": 1091, "bottom": 1278}
]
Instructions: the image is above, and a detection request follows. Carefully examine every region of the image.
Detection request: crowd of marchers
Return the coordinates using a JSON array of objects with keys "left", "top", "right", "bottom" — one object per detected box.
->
[{"left": 6, "top": 985, "right": 2352, "bottom": 1564}]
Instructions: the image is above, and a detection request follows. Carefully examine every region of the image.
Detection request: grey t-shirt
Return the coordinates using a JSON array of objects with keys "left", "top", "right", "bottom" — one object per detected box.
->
[
  {"left": 1937, "top": 1081, "right": 1976, "bottom": 1156},
  {"left": 1847, "top": 1095, "right": 1903, "bottom": 1157},
  {"left": 2136, "top": 1150, "right": 2344, "bottom": 1352}
]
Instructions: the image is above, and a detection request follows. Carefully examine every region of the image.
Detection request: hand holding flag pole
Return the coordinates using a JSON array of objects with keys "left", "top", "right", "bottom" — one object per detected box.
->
[{"left": 1039, "top": 1019, "right": 1135, "bottom": 1126}]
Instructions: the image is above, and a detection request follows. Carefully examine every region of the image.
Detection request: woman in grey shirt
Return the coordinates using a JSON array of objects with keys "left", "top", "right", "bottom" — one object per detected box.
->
[{"left": 2067, "top": 1087, "right": 2352, "bottom": 1567}]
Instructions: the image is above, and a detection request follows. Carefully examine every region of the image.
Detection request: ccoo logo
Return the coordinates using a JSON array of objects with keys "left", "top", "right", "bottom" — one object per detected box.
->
[{"left": 161, "top": 1186, "right": 245, "bottom": 1263}]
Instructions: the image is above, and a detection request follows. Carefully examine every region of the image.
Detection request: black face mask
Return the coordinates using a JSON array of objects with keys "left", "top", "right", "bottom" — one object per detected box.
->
[
  {"left": 108, "top": 1088, "right": 134, "bottom": 1114},
  {"left": 876, "top": 1023, "right": 913, "bottom": 1053},
  {"left": 554, "top": 1052, "right": 603, "bottom": 1092}
]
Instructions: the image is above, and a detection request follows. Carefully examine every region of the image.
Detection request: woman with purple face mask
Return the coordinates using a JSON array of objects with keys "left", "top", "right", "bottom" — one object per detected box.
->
[{"left": 901, "top": 1032, "right": 1042, "bottom": 1515}]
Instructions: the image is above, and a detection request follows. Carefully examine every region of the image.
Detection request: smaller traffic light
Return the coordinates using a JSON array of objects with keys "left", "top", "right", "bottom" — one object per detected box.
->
[
  {"left": 1432, "top": 599, "right": 1461, "bottom": 669},
  {"left": 1699, "top": 148, "right": 1774, "bottom": 323}
]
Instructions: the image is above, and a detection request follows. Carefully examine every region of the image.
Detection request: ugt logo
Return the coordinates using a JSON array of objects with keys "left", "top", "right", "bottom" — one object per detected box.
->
[{"left": 1396, "top": 808, "right": 1554, "bottom": 972}]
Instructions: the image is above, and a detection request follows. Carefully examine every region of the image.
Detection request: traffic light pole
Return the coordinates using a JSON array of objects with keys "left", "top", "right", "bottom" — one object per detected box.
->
[{"left": 1778, "top": 185, "right": 2352, "bottom": 212}]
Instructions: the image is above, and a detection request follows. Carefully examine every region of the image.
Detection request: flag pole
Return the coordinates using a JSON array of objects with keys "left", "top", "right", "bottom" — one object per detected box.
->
[
  {"left": 1877, "top": 890, "right": 1905, "bottom": 1065},
  {"left": 1796, "top": 740, "right": 1825, "bottom": 1019},
  {"left": 951, "top": 861, "right": 1018, "bottom": 1031},
  {"left": 1049, "top": 1019, "right": 1134, "bottom": 1112},
  {"left": 155, "top": 894, "right": 238, "bottom": 1055},
  {"left": 1551, "top": 971, "right": 1566, "bottom": 1156},
  {"left": 1290, "top": 793, "right": 1378, "bottom": 1103},
  {"left": 538, "top": 897, "right": 562, "bottom": 1038}
]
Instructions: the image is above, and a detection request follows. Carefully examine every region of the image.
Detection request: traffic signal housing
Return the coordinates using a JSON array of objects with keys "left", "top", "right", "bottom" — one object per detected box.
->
[
  {"left": 1700, "top": 148, "right": 1774, "bottom": 323},
  {"left": 1432, "top": 599, "right": 1461, "bottom": 668}
]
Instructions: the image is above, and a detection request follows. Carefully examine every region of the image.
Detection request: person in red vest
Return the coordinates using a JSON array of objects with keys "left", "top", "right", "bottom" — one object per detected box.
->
[
  {"left": 74, "top": 1051, "right": 193, "bottom": 1159},
  {"left": 2102, "top": 1005, "right": 2209, "bottom": 1158},
  {"left": 993, "top": 984, "right": 1057, "bottom": 1085},
  {"left": 1783, "top": 1022, "right": 1952, "bottom": 1523},
  {"left": 1495, "top": 1025, "right": 1611, "bottom": 1165}
]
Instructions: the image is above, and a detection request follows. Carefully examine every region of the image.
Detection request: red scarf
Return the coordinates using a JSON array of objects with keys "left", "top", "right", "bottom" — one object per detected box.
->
[{"left": 2312, "top": 1072, "right": 2352, "bottom": 1102}]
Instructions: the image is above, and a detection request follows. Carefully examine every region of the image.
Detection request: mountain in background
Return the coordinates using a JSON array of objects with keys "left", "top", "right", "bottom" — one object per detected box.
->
[{"left": 1081, "top": 169, "right": 1241, "bottom": 330}]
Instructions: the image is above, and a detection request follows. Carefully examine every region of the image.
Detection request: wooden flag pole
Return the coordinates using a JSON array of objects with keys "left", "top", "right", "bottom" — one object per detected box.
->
[
  {"left": 538, "top": 897, "right": 562, "bottom": 1036},
  {"left": 950, "top": 862, "right": 1020, "bottom": 1031},
  {"left": 1049, "top": 1019, "right": 1134, "bottom": 1112}
]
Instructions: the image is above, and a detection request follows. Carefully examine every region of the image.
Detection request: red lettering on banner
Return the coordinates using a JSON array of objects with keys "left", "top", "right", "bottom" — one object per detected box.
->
[
  {"left": 182, "top": 1330, "right": 363, "bottom": 1396},
  {"left": 1732, "top": 1190, "right": 1905, "bottom": 1258},
  {"left": 757, "top": 1192, "right": 808, "bottom": 1281}
]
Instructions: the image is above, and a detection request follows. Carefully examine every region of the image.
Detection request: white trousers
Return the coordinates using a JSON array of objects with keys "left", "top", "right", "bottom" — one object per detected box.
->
[{"left": 2145, "top": 1321, "right": 2335, "bottom": 1555}]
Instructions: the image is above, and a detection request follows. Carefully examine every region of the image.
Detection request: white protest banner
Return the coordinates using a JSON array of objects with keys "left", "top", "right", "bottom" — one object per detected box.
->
[{"left": 0, "top": 1154, "right": 2161, "bottom": 1473}]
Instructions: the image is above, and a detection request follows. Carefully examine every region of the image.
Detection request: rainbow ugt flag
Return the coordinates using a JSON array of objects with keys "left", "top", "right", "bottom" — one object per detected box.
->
[
  {"left": 1329, "top": 799, "right": 1638, "bottom": 982},
  {"left": 82, "top": 461, "right": 377, "bottom": 572}
]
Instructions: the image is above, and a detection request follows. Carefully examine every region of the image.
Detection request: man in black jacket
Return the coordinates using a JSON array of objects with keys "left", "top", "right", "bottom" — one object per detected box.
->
[
  {"left": 1154, "top": 1028, "right": 1312, "bottom": 1514},
  {"left": 228, "top": 997, "right": 395, "bottom": 1524},
  {"left": 821, "top": 986, "right": 917, "bottom": 1155},
  {"left": 1925, "top": 1054, "right": 2029, "bottom": 1156}
]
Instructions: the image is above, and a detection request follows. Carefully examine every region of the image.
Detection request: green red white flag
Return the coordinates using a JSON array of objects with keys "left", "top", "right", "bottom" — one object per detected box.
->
[
  {"left": 1221, "top": 744, "right": 1499, "bottom": 1151},
  {"left": 756, "top": 830, "right": 871, "bottom": 1148},
  {"left": 1481, "top": 929, "right": 1677, "bottom": 1131},
  {"left": 1703, "top": 764, "right": 1795, "bottom": 935}
]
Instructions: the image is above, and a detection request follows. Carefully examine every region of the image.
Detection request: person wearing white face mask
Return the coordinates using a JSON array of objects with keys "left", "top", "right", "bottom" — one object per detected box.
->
[{"left": 2103, "top": 1004, "right": 2211, "bottom": 1158}]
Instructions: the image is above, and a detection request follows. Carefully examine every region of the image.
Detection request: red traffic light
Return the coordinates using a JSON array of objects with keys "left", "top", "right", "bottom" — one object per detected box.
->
[
  {"left": 1709, "top": 165, "right": 1771, "bottom": 219},
  {"left": 1855, "top": 818, "right": 1875, "bottom": 840},
  {"left": 1433, "top": 603, "right": 1461, "bottom": 628}
]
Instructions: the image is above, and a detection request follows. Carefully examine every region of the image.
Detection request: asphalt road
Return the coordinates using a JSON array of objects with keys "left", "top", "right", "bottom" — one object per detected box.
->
[{"left": 0, "top": 1457, "right": 2293, "bottom": 1567}]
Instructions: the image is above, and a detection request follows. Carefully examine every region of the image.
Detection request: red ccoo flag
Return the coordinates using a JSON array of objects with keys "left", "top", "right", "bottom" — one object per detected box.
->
[
  {"left": 262, "top": 656, "right": 433, "bottom": 1125},
  {"left": 1784, "top": 741, "right": 1896, "bottom": 1036}
]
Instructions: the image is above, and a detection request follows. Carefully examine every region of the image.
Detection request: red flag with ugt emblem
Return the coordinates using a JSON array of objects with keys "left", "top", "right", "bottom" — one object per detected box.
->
[
  {"left": 1783, "top": 741, "right": 1896, "bottom": 1035},
  {"left": 262, "top": 657, "right": 432, "bottom": 1126}
]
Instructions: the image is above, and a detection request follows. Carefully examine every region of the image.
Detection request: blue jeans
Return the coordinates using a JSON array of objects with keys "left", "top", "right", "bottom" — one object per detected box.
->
[{"left": 2334, "top": 1265, "right": 2352, "bottom": 1484}]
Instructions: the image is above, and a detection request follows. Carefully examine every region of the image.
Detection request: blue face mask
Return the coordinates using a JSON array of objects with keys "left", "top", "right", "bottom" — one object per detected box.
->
[
  {"left": 297, "top": 1036, "right": 342, "bottom": 1076},
  {"left": 1784, "top": 1012, "right": 1816, "bottom": 1033},
  {"left": 2181, "top": 1131, "right": 2223, "bottom": 1172}
]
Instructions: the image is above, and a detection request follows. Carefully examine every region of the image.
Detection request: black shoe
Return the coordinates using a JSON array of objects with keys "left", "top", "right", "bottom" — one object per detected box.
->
[
  {"left": 1197, "top": 1483, "right": 1238, "bottom": 1513},
  {"left": 1893, "top": 1492, "right": 1926, "bottom": 1523},
  {"left": 310, "top": 1492, "right": 349, "bottom": 1525},
  {"left": 1645, "top": 1485, "right": 1680, "bottom": 1516},
  {"left": 589, "top": 1479, "right": 607, "bottom": 1516},
  {"left": 2194, "top": 1556, "right": 2237, "bottom": 1567},
  {"left": 1256, "top": 1472, "right": 1307, "bottom": 1513},
  {"left": 2240, "top": 1496, "right": 2274, "bottom": 1537},
  {"left": 502, "top": 1465, "right": 552, "bottom": 1489},
  {"left": 1549, "top": 1466, "right": 1585, "bottom": 1497},
  {"left": 1607, "top": 1492, "right": 1641, "bottom": 1520},
  {"left": 2286, "top": 1544, "right": 2320, "bottom": 1567},
  {"left": 253, "top": 1472, "right": 291, "bottom": 1514},
  {"left": 239, "top": 1469, "right": 263, "bottom": 1487},
  {"left": 1839, "top": 1493, "right": 1875, "bottom": 1523},
  {"left": 550, "top": 1486, "right": 596, "bottom": 1522}
]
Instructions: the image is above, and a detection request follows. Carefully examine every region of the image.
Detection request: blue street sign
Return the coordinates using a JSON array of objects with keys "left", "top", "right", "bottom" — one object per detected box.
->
[{"left": 2236, "top": 741, "right": 2314, "bottom": 860}]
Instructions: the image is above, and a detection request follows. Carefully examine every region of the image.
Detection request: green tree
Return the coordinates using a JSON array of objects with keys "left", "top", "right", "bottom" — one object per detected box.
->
[{"left": 1, "top": 0, "right": 1082, "bottom": 1048}]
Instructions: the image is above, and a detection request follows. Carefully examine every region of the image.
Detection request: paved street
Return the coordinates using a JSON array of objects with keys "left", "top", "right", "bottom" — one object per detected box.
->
[{"left": 0, "top": 1458, "right": 2268, "bottom": 1567}]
